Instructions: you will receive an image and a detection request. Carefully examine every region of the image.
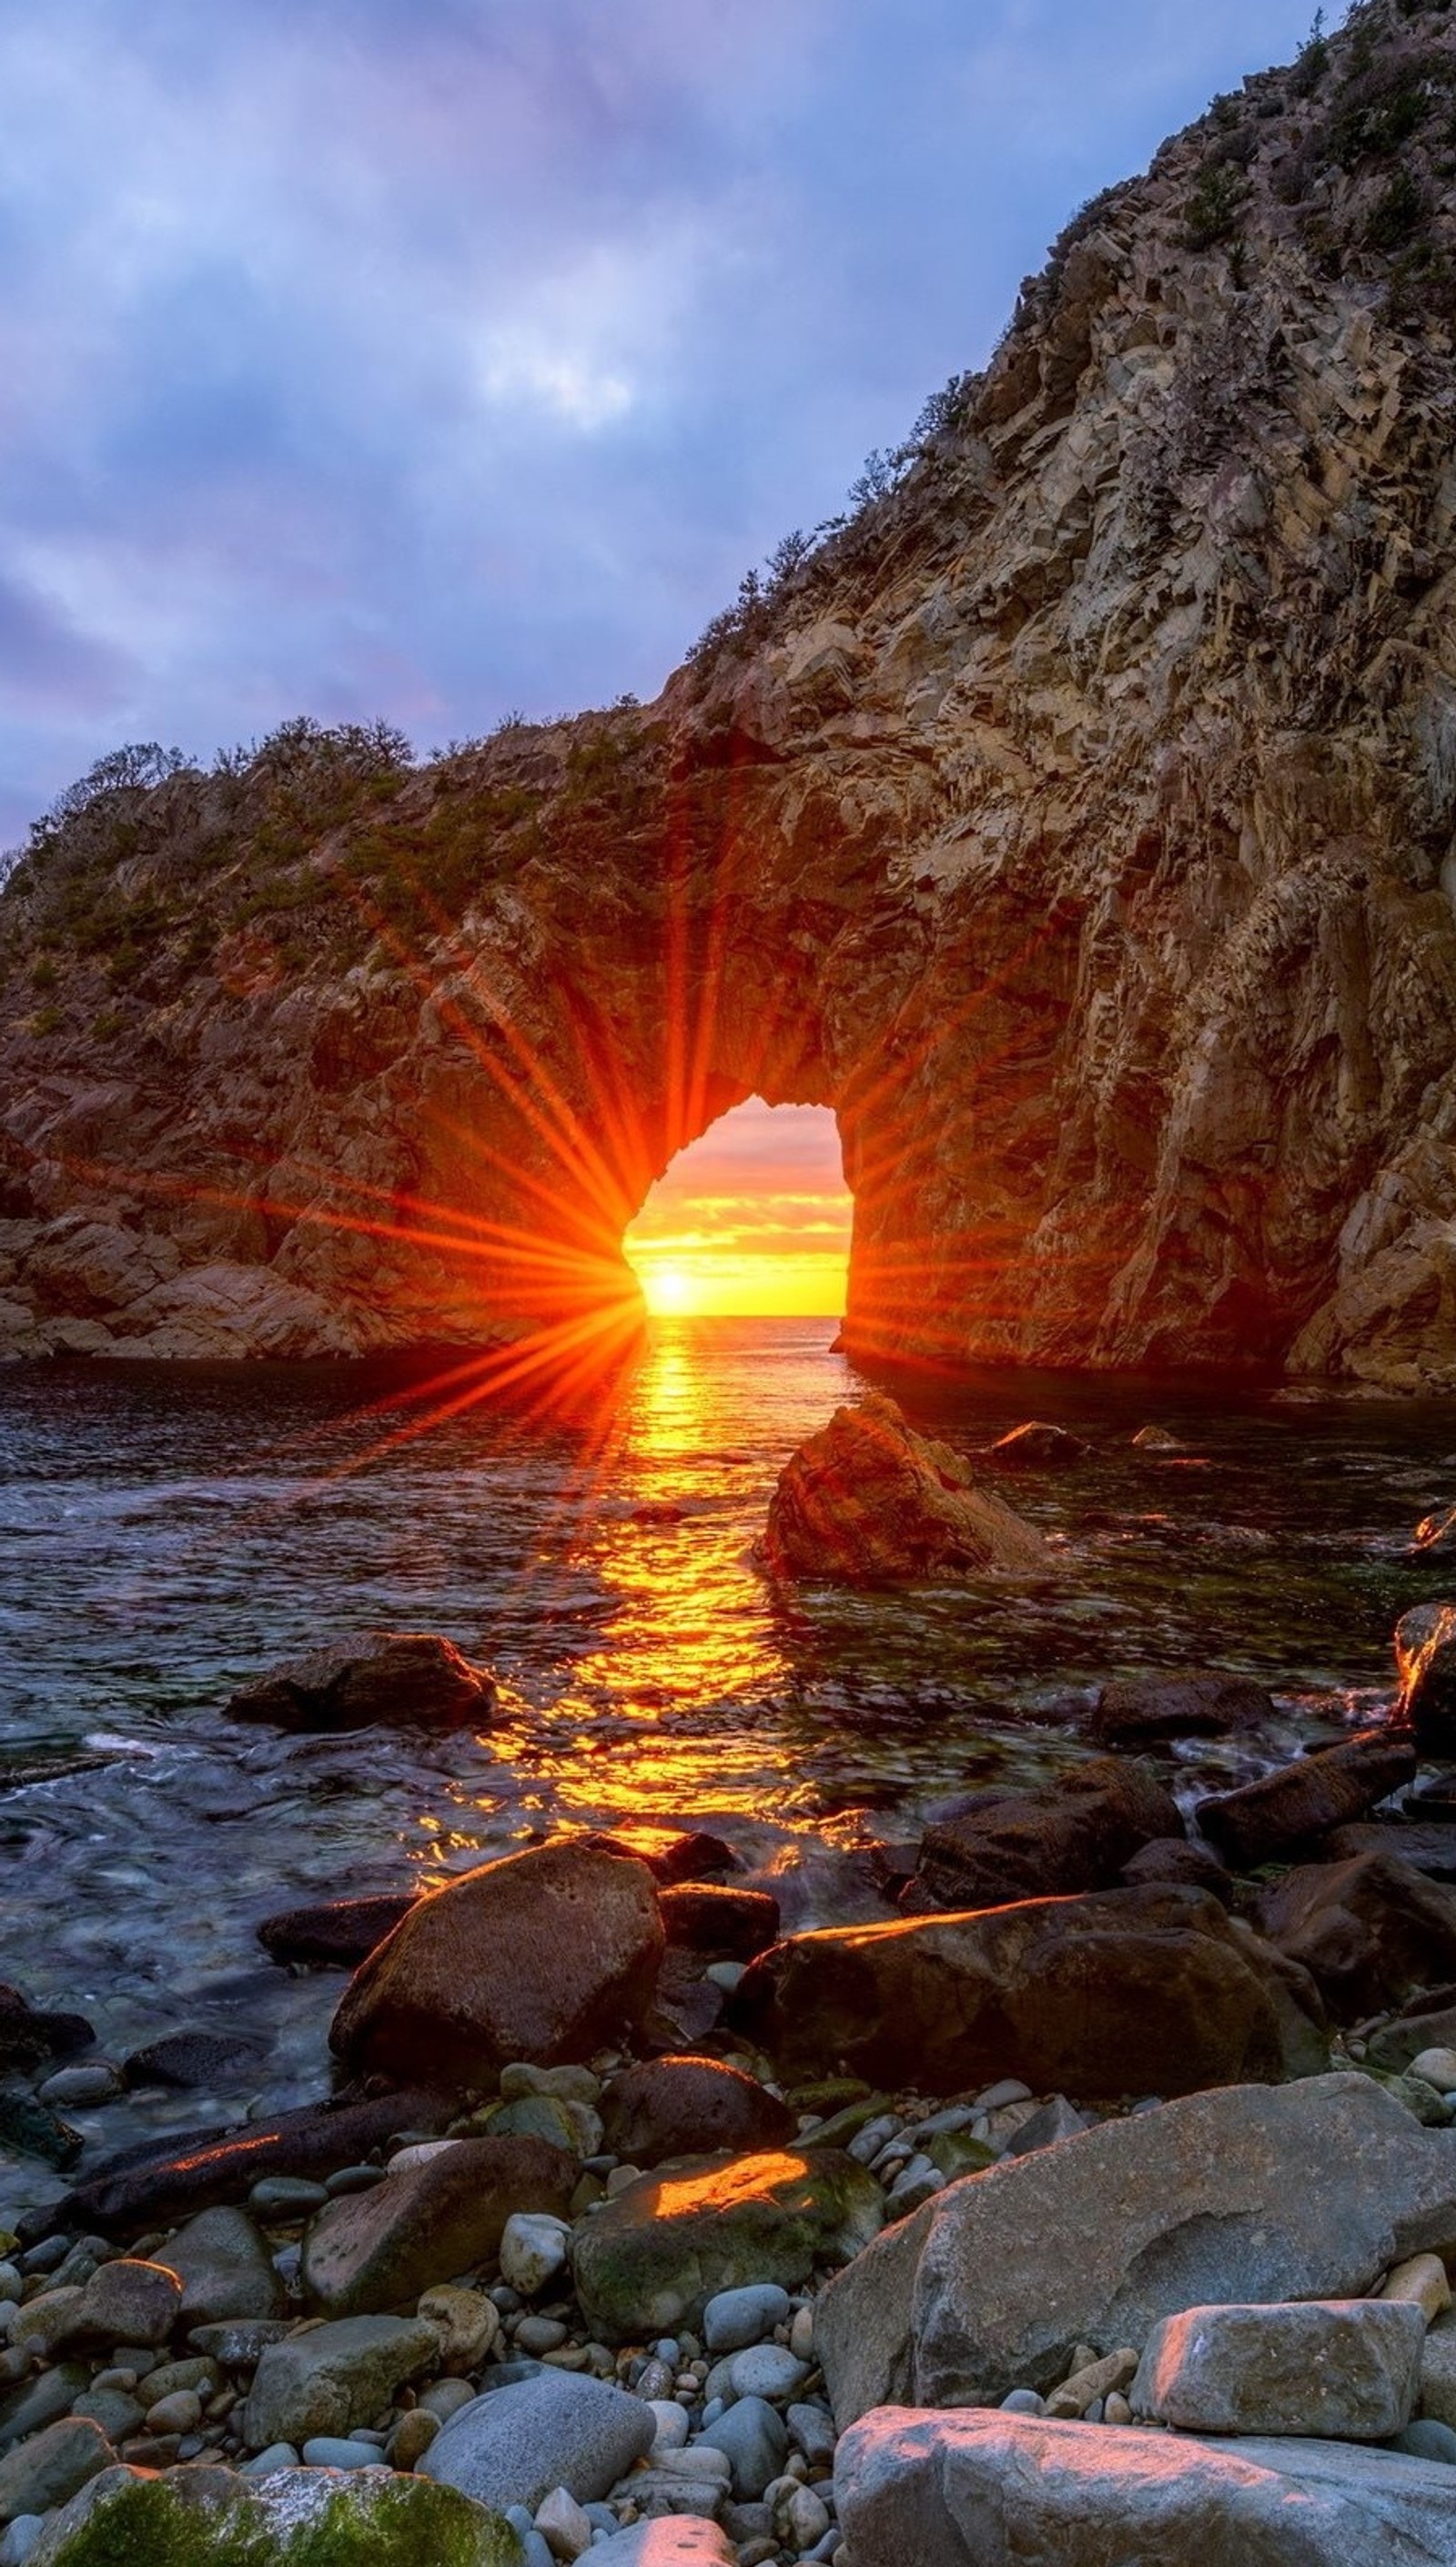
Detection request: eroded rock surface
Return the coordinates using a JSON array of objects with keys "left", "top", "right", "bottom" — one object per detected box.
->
[{"left": 7, "top": 11, "right": 1456, "bottom": 1385}]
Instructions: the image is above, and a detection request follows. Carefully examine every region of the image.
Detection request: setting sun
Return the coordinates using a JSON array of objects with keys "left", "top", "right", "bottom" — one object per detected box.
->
[{"left": 623, "top": 1097, "right": 850, "bottom": 1318}]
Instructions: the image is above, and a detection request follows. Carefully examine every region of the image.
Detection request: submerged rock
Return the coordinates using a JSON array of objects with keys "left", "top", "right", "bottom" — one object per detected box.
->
[
  {"left": 758, "top": 1392, "right": 1052, "bottom": 1585},
  {"left": 657, "top": 1885, "right": 780, "bottom": 1958},
  {"left": 730, "top": 1882, "right": 1324, "bottom": 2096},
  {"left": 913, "top": 1757, "right": 1180, "bottom": 1909},
  {"left": 980, "top": 1420, "right": 1089, "bottom": 1470},
  {"left": 1089, "top": 1671, "right": 1273, "bottom": 1747},
  {"left": 571, "top": 2148, "right": 882, "bottom": 2341},
  {"left": 227, "top": 1630, "right": 496, "bottom": 1732},
  {"left": 815, "top": 2073, "right": 1456, "bottom": 2425},
  {"left": 834, "top": 2409, "right": 1456, "bottom": 2567},
  {"left": 0, "top": 1985, "right": 93, "bottom": 2075},
  {"left": 329, "top": 1842, "right": 664, "bottom": 2087},
  {"left": 122, "top": 2029, "right": 270, "bottom": 2090},
  {"left": 1197, "top": 1730, "right": 1417, "bottom": 1869}
]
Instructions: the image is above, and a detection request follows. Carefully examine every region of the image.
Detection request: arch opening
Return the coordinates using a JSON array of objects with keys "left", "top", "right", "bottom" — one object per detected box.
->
[{"left": 622, "top": 1097, "right": 851, "bottom": 1318}]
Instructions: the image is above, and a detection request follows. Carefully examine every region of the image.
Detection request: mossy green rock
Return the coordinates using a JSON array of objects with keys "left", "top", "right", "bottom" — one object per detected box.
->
[
  {"left": 571, "top": 2146, "right": 884, "bottom": 2341},
  {"left": 479, "top": 2095, "right": 585, "bottom": 2155},
  {"left": 31, "top": 2461, "right": 523, "bottom": 2567}
]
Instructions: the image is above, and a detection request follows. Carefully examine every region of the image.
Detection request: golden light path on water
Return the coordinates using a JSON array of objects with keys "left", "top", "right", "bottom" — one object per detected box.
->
[{"left": 416, "top": 1315, "right": 848, "bottom": 1875}]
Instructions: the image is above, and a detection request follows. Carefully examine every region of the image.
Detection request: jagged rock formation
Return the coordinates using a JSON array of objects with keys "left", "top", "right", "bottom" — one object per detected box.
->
[{"left": 6, "top": 1, "right": 1456, "bottom": 1383}]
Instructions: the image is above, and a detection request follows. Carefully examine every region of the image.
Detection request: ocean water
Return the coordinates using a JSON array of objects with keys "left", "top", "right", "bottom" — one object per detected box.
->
[{"left": 1, "top": 1316, "right": 1453, "bottom": 2198}]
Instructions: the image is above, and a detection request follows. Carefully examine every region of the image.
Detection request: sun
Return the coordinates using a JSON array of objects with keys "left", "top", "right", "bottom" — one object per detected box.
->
[{"left": 640, "top": 1260, "right": 696, "bottom": 1315}]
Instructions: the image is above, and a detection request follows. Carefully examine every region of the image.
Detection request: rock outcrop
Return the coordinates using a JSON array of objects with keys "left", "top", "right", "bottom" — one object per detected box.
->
[
  {"left": 757, "top": 1391, "right": 1052, "bottom": 1582},
  {"left": 6, "top": 9, "right": 1456, "bottom": 1384}
]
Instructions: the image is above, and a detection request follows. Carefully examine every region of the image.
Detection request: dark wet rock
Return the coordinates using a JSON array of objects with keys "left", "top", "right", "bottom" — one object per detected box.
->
[
  {"left": 1196, "top": 1730, "right": 1417, "bottom": 1870},
  {"left": 658, "top": 1885, "right": 781, "bottom": 1959},
  {"left": 1395, "top": 1602, "right": 1456, "bottom": 1750},
  {"left": 122, "top": 2029, "right": 271, "bottom": 2090},
  {"left": 257, "top": 1893, "right": 419, "bottom": 1967},
  {"left": 1327, "top": 1821, "right": 1456, "bottom": 1881},
  {"left": 571, "top": 2148, "right": 883, "bottom": 2341},
  {"left": 600, "top": 2058, "right": 795, "bottom": 2168},
  {"left": 39, "top": 2084, "right": 452, "bottom": 2240},
  {"left": 1412, "top": 1505, "right": 1456, "bottom": 1557},
  {"left": 1089, "top": 1672, "right": 1273, "bottom": 1748},
  {"left": 1130, "top": 1424, "right": 1181, "bottom": 1451},
  {"left": 834, "top": 2408, "right": 1456, "bottom": 2567},
  {"left": 914, "top": 1758, "right": 1181, "bottom": 1910},
  {"left": 330, "top": 1841, "right": 664, "bottom": 2087},
  {"left": 1254, "top": 1852, "right": 1456, "bottom": 2019},
  {"left": 644, "top": 1951, "right": 725, "bottom": 2051},
  {"left": 1118, "top": 1836, "right": 1234, "bottom": 1900},
  {"left": 730, "top": 1882, "right": 1327, "bottom": 2097},
  {"left": 302, "top": 2135, "right": 576, "bottom": 2317},
  {"left": 579, "top": 1826, "right": 736, "bottom": 1883},
  {"left": 0, "top": 1753, "right": 117, "bottom": 1797},
  {"left": 0, "top": 1984, "right": 94, "bottom": 2074},
  {"left": 980, "top": 1421, "right": 1088, "bottom": 1471},
  {"left": 163, "top": 2205, "right": 286, "bottom": 2326},
  {"left": 227, "top": 1629, "right": 496, "bottom": 1733},
  {"left": 758, "top": 1391, "right": 1053, "bottom": 1585},
  {"left": 0, "top": 2090, "right": 83, "bottom": 2168},
  {"left": 817, "top": 2073, "right": 1456, "bottom": 2426}
]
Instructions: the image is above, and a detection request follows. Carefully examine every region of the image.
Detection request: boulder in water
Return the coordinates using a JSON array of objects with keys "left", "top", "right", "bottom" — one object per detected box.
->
[
  {"left": 1395, "top": 1602, "right": 1456, "bottom": 1749},
  {"left": 981, "top": 1420, "right": 1088, "bottom": 1470},
  {"left": 1090, "top": 1671, "right": 1273, "bottom": 1747},
  {"left": 1197, "top": 1730, "right": 1417, "bottom": 1869},
  {"left": 758, "top": 1391, "right": 1052, "bottom": 1585},
  {"left": 227, "top": 1630, "right": 495, "bottom": 1732},
  {"left": 913, "top": 1758, "right": 1180, "bottom": 1910}
]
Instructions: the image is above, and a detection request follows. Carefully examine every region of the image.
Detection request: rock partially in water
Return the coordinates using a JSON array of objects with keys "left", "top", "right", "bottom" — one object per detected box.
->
[
  {"left": 913, "top": 1757, "right": 1181, "bottom": 1910},
  {"left": 980, "top": 1421, "right": 1089, "bottom": 1471},
  {"left": 42, "top": 2086, "right": 452, "bottom": 2242},
  {"left": 0, "top": 1986, "right": 94, "bottom": 2076},
  {"left": 257, "top": 1894, "right": 419, "bottom": 1967},
  {"left": 1197, "top": 1730, "right": 1417, "bottom": 1869},
  {"left": 1089, "top": 1672, "right": 1273, "bottom": 1748},
  {"left": 731, "top": 1883, "right": 1322, "bottom": 2097},
  {"left": 657, "top": 1885, "right": 780, "bottom": 1960},
  {"left": 1254, "top": 1852, "right": 1456, "bottom": 2018},
  {"left": 122, "top": 2029, "right": 271, "bottom": 2091},
  {"left": 599, "top": 2057, "right": 794, "bottom": 2169},
  {"left": 330, "top": 1842, "right": 664, "bottom": 2087},
  {"left": 834, "top": 2408, "right": 1456, "bottom": 2567},
  {"left": 815, "top": 2073, "right": 1456, "bottom": 2424},
  {"left": 301, "top": 2136, "right": 577, "bottom": 2318},
  {"left": 1395, "top": 1602, "right": 1456, "bottom": 1750},
  {"left": 571, "top": 2148, "right": 882, "bottom": 2341},
  {"left": 228, "top": 1630, "right": 496, "bottom": 1733},
  {"left": 0, "top": 2093, "right": 82, "bottom": 2171},
  {"left": 578, "top": 1828, "right": 735, "bottom": 1885},
  {"left": 758, "top": 1392, "right": 1053, "bottom": 1586}
]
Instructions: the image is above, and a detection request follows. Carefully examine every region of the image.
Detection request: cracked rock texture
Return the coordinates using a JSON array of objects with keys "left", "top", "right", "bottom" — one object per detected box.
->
[{"left": 5, "top": 5, "right": 1456, "bottom": 1385}]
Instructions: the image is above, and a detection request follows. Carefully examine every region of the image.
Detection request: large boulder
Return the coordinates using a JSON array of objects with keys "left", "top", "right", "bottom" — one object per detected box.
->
[
  {"left": 658, "top": 1885, "right": 780, "bottom": 1958},
  {"left": 302, "top": 2135, "right": 577, "bottom": 2316},
  {"left": 815, "top": 2073, "right": 1456, "bottom": 2426},
  {"left": 227, "top": 1631, "right": 496, "bottom": 1732},
  {"left": 330, "top": 1842, "right": 664, "bottom": 2086},
  {"left": 1255, "top": 1850, "right": 1456, "bottom": 2018},
  {"left": 729, "top": 1882, "right": 1326, "bottom": 2096},
  {"left": 598, "top": 2057, "right": 794, "bottom": 2168},
  {"left": 1395, "top": 1601, "right": 1456, "bottom": 1750},
  {"left": 571, "top": 2148, "right": 883, "bottom": 2341},
  {"left": 834, "top": 2409, "right": 1456, "bottom": 2567},
  {"left": 914, "top": 1759, "right": 1181, "bottom": 1909},
  {"left": 1197, "top": 1730, "right": 1417, "bottom": 1869},
  {"left": 29, "top": 2461, "right": 521, "bottom": 2567},
  {"left": 757, "top": 1392, "right": 1052, "bottom": 1584}
]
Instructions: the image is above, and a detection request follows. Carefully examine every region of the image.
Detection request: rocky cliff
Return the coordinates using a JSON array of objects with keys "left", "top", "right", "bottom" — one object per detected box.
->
[{"left": 6, "top": 0, "right": 1456, "bottom": 1387}]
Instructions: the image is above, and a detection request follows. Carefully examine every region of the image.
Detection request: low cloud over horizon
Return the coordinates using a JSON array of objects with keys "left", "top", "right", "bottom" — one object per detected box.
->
[{"left": 0, "top": 0, "right": 1316, "bottom": 848}]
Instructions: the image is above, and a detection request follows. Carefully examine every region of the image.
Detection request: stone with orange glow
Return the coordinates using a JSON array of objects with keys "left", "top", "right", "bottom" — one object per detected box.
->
[
  {"left": 570, "top": 2147, "right": 883, "bottom": 2342},
  {"left": 329, "top": 1842, "right": 664, "bottom": 2087},
  {"left": 1395, "top": 1602, "right": 1456, "bottom": 1749},
  {"left": 913, "top": 1757, "right": 1182, "bottom": 1911},
  {"left": 833, "top": 2407, "right": 1456, "bottom": 2567},
  {"left": 227, "top": 1631, "right": 496, "bottom": 1733},
  {"left": 758, "top": 1392, "right": 1052, "bottom": 1586},
  {"left": 1196, "top": 1730, "right": 1419, "bottom": 1872},
  {"left": 729, "top": 1881, "right": 1325, "bottom": 2096}
]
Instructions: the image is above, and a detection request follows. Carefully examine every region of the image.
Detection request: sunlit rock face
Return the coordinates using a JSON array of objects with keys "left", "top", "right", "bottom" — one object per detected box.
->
[{"left": 6, "top": 9, "right": 1456, "bottom": 1384}]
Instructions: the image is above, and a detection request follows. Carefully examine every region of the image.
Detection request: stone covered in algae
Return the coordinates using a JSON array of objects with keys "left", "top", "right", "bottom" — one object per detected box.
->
[{"left": 30, "top": 2461, "right": 523, "bottom": 2567}]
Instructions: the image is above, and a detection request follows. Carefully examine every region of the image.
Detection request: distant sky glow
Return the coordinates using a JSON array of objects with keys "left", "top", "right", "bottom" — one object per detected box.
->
[
  {"left": 0, "top": 0, "right": 1317, "bottom": 849},
  {"left": 623, "top": 1099, "right": 851, "bottom": 1314}
]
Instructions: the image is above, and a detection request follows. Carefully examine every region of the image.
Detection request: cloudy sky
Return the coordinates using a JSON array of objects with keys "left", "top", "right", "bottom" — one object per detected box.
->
[{"left": 0, "top": 0, "right": 1319, "bottom": 855}]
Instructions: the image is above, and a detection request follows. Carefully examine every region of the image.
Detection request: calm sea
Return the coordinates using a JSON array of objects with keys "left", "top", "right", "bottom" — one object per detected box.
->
[{"left": 1, "top": 1316, "right": 1453, "bottom": 2206}]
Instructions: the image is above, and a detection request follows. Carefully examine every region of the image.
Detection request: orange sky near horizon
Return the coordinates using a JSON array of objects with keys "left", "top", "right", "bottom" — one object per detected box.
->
[{"left": 622, "top": 1097, "right": 851, "bottom": 1316}]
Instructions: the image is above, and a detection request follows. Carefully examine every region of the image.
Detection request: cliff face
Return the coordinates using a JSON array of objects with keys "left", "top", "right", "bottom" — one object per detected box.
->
[{"left": 6, "top": 0, "right": 1456, "bottom": 1388}]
